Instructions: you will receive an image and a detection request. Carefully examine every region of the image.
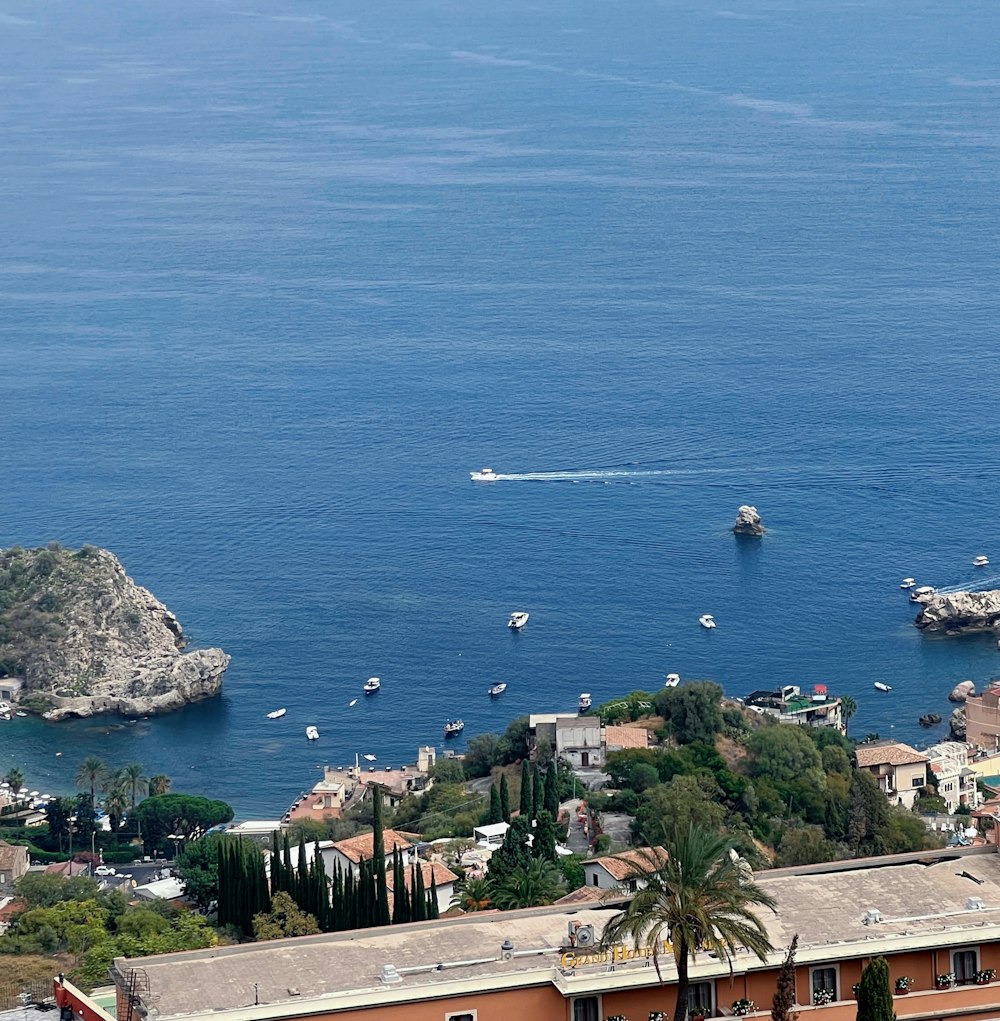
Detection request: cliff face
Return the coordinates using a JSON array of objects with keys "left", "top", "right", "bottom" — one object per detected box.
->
[
  {"left": 914, "top": 589, "right": 1000, "bottom": 634},
  {"left": 0, "top": 544, "right": 229, "bottom": 718}
]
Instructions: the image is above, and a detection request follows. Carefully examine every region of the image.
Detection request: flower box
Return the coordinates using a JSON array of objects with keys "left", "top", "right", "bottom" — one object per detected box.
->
[
  {"left": 731, "top": 1000, "right": 756, "bottom": 1017},
  {"left": 812, "top": 989, "right": 835, "bottom": 1006},
  {"left": 894, "top": 977, "right": 913, "bottom": 994},
  {"left": 935, "top": 973, "right": 957, "bottom": 990}
]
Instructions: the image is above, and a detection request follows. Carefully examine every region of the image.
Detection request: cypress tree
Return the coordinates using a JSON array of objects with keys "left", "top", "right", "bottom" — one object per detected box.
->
[
  {"left": 544, "top": 764, "right": 559, "bottom": 818},
  {"left": 488, "top": 783, "right": 502, "bottom": 824},
  {"left": 428, "top": 869, "right": 440, "bottom": 919},
  {"left": 270, "top": 831, "right": 282, "bottom": 896},
  {"left": 499, "top": 774, "right": 511, "bottom": 823},
  {"left": 519, "top": 759, "right": 532, "bottom": 817},
  {"left": 372, "top": 790, "right": 391, "bottom": 926},
  {"left": 531, "top": 763, "right": 542, "bottom": 821},
  {"left": 391, "top": 848, "right": 405, "bottom": 924},
  {"left": 857, "top": 956, "right": 894, "bottom": 1021},
  {"left": 534, "top": 809, "right": 557, "bottom": 862},
  {"left": 296, "top": 840, "right": 309, "bottom": 908},
  {"left": 282, "top": 833, "right": 293, "bottom": 896},
  {"left": 409, "top": 863, "right": 420, "bottom": 921},
  {"left": 413, "top": 861, "right": 426, "bottom": 922}
]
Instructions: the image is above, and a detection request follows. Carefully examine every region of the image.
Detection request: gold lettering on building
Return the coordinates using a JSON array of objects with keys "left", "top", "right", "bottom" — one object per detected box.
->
[{"left": 560, "top": 940, "right": 672, "bottom": 969}]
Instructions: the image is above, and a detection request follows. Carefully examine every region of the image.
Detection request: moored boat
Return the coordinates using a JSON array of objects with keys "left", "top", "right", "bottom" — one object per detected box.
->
[
  {"left": 973, "top": 555, "right": 990, "bottom": 567},
  {"left": 266, "top": 708, "right": 287, "bottom": 719},
  {"left": 444, "top": 719, "right": 465, "bottom": 736},
  {"left": 899, "top": 578, "right": 916, "bottom": 589},
  {"left": 470, "top": 467, "right": 498, "bottom": 482},
  {"left": 305, "top": 725, "right": 320, "bottom": 740},
  {"left": 664, "top": 673, "right": 680, "bottom": 688},
  {"left": 363, "top": 677, "right": 381, "bottom": 694},
  {"left": 698, "top": 614, "right": 717, "bottom": 629},
  {"left": 508, "top": 611, "right": 529, "bottom": 630},
  {"left": 579, "top": 692, "right": 592, "bottom": 711},
  {"left": 874, "top": 681, "right": 892, "bottom": 692},
  {"left": 910, "top": 586, "right": 936, "bottom": 603},
  {"left": 488, "top": 683, "right": 507, "bottom": 697}
]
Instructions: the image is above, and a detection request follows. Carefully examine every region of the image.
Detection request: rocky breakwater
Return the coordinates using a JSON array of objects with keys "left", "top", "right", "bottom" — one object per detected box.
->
[
  {"left": 914, "top": 589, "right": 1000, "bottom": 635},
  {"left": 0, "top": 544, "right": 229, "bottom": 719},
  {"left": 732, "top": 505, "right": 765, "bottom": 537}
]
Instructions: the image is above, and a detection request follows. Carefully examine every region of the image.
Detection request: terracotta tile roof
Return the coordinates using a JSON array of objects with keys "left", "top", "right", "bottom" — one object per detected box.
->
[
  {"left": 604, "top": 725, "right": 651, "bottom": 750},
  {"left": 553, "top": 884, "right": 614, "bottom": 905},
  {"left": 0, "top": 840, "right": 28, "bottom": 874},
  {"left": 855, "top": 742, "right": 929, "bottom": 769},
  {"left": 45, "top": 860, "right": 89, "bottom": 877},
  {"left": 331, "top": 828, "right": 414, "bottom": 863},
  {"left": 586, "top": 845, "right": 668, "bottom": 882},
  {"left": 385, "top": 861, "right": 458, "bottom": 892}
]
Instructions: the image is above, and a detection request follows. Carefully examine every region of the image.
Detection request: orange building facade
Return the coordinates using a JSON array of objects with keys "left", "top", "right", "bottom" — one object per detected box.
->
[{"left": 54, "top": 846, "right": 1000, "bottom": 1021}]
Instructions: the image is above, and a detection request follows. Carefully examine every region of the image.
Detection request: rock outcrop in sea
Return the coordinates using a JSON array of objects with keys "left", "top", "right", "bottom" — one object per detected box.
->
[
  {"left": 914, "top": 589, "right": 1000, "bottom": 634},
  {"left": 0, "top": 544, "right": 229, "bottom": 719},
  {"left": 918, "top": 712, "right": 942, "bottom": 727},
  {"left": 950, "top": 707, "right": 967, "bottom": 741},
  {"left": 732, "top": 505, "right": 765, "bottom": 537},
  {"left": 949, "top": 680, "right": 976, "bottom": 703}
]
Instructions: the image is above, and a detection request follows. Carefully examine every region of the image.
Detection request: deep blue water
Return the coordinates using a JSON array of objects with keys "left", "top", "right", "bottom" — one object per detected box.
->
[{"left": 2, "top": 0, "right": 1000, "bottom": 817}]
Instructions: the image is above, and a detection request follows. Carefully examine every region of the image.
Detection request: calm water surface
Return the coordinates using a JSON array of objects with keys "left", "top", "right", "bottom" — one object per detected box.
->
[{"left": 1, "top": 0, "right": 999, "bottom": 815}]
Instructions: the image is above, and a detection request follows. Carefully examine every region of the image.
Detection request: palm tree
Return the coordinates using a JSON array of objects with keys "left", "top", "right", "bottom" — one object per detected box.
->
[
  {"left": 449, "top": 877, "right": 494, "bottom": 913},
  {"left": 75, "top": 755, "right": 108, "bottom": 802},
  {"left": 149, "top": 774, "right": 171, "bottom": 796},
  {"left": 120, "top": 762, "right": 148, "bottom": 807},
  {"left": 490, "top": 858, "right": 565, "bottom": 910},
  {"left": 840, "top": 696, "right": 858, "bottom": 733},
  {"left": 602, "top": 824, "right": 778, "bottom": 1021},
  {"left": 103, "top": 784, "right": 129, "bottom": 833},
  {"left": 4, "top": 767, "right": 25, "bottom": 795}
]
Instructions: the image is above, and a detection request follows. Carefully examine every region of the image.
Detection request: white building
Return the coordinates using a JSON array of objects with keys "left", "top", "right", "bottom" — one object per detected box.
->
[
  {"left": 581, "top": 846, "right": 668, "bottom": 892},
  {"left": 927, "top": 742, "right": 981, "bottom": 813},
  {"left": 386, "top": 860, "right": 458, "bottom": 916}
]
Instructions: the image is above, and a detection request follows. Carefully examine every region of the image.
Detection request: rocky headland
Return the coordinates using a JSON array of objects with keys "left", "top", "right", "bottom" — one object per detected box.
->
[
  {"left": 914, "top": 589, "right": 1000, "bottom": 634},
  {"left": 732, "top": 505, "right": 765, "bottom": 537},
  {"left": 0, "top": 544, "right": 229, "bottom": 719}
]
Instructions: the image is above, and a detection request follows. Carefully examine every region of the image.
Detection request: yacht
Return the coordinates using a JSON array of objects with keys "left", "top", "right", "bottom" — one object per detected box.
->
[
  {"left": 305, "top": 725, "right": 320, "bottom": 740},
  {"left": 664, "top": 673, "right": 680, "bottom": 688},
  {"left": 899, "top": 578, "right": 916, "bottom": 589},
  {"left": 363, "top": 677, "right": 381, "bottom": 694},
  {"left": 698, "top": 614, "right": 717, "bottom": 629},
  {"left": 470, "top": 467, "right": 498, "bottom": 482},
  {"left": 488, "top": 683, "right": 507, "bottom": 697},
  {"left": 579, "top": 692, "right": 592, "bottom": 711},
  {"left": 266, "top": 708, "right": 287, "bottom": 719},
  {"left": 973, "top": 555, "right": 990, "bottom": 567},
  {"left": 444, "top": 719, "right": 465, "bottom": 736},
  {"left": 874, "top": 681, "right": 892, "bottom": 692},
  {"left": 508, "top": 611, "right": 529, "bottom": 630},
  {"left": 910, "top": 586, "right": 936, "bottom": 603}
]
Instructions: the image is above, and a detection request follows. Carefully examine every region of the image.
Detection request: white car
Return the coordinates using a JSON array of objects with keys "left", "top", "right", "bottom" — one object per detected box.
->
[{"left": 95, "top": 864, "right": 116, "bottom": 876}]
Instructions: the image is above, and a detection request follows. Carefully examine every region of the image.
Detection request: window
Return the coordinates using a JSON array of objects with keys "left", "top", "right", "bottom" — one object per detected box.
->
[
  {"left": 572, "top": 996, "right": 600, "bottom": 1021},
  {"left": 911, "top": 776, "right": 925, "bottom": 788},
  {"left": 954, "top": 949, "right": 978, "bottom": 984},
  {"left": 811, "top": 966, "right": 839, "bottom": 1002},
  {"left": 445, "top": 1014, "right": 475, "bottom": 1021},
  {"left": 592, "top": 873, "right": 600, "bottom": 886},
  {"left": 687, "top": 981, "right": 714, "bottom": 1015}
]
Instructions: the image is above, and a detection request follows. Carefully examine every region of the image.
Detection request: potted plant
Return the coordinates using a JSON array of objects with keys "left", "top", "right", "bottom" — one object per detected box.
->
[
  {"left": 935, "top": 973, "right": 957, "bottom": 990},
  {"left": 606, "top": 1015, "right": 629, "bottom": 1021},
  {"left": 689, "top": 1004, "right": 708, "bottom": 1021},
  {"left": 895, "top": 977, "right": 913, "bottom": 994},
  {"left": 649, "top": 1013, "right": 667, "bottom": 1021},
  {"left": 731, "top": 999, "right": 756, "bottom": 1016},
  {"left": 812, "top": 988, "right": 835, "bottom": 1006},
  {"left": 975, "top": 969, "right": 996, "bottom": 985}
]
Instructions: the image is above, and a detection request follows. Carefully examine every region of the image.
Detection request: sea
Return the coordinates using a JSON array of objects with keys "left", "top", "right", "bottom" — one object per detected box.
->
[{"left": 2, "top": 0, "right": 999, "bottom": 818}]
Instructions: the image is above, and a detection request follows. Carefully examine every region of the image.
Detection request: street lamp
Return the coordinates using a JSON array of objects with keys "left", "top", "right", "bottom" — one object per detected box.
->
[{"left": 167, "top": 833, "right": 182, "bottom": 859}]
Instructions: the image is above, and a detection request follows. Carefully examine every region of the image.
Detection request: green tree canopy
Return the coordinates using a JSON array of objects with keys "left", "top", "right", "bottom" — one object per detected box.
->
[
  {"left": 252, "top": 891, "right": 321, "bottom": 940},
  {"left": 463, "top": 733, "right": 503, "bottom": 777},
  {"left": 747, "top": 725, "right": 824, "bottom": 786},
  {"left": 175, "top": 833, "right": 223, "bottom": 911},
  {"left": 133, "top": 793, "right": 234, "bottom": 852},
  {"left": 490, "top": 858, "right": 565, "bottom": 910},
  {"left": 655, "top": 682, "right": 725, "bottom": 744},
  {"left": 636, "top": 775, "right": 726, "bottom": 839}
]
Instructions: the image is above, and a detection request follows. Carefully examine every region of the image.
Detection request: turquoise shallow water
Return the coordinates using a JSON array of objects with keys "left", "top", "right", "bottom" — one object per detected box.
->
[{"left": 1, "top": 0, "right": 1000, "bottom": 817}]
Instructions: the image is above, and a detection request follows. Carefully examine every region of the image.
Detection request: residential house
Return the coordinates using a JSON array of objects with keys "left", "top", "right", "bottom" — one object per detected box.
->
[
  {"left": 603, "top": 725, "right": 651, "bottom": 753},
  {"left": 744, "top": 684, "right": 845, "bottom": 732},
  {"left": 385, "top": 860, "right": 458, "bottom": 916},
  {"left": 45, "top": 860, "right": 91, "bottom": 878},
  {"left": 582, "top": 846, "right": 668, "bottom": 891},
  {"left": 0, "top": 840, "right": 28, "bottom": 893},
  {"left": 555, "top": 715, "right": 604, "bottom": 769},
  {"left": 326, "top": 829, "right": 415, "bottom": 878},
  {"left": 855, "top": 740, "right": 930, "bottom": 808},
  {"left": 926, "top": 742, "right": 981, "bottom": 813}
]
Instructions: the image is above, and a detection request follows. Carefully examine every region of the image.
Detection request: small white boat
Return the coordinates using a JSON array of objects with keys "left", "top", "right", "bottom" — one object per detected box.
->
[
  {"left": 665, "top": 673, "right": 680, "bottom": 688},
  {"left": 874, "top": 681, "right": 892, "bottom": 692},
  {"left": 15, "top": 711, "right": 27, "bottom": 717},
  {"left": 973, "top": 555, "right": 990, "bottom": 567},
  {"left": 899, "top": 578, "right": 916, "bottom": 589},
  {"left": 349, "top": 698, "right": 358, "bottom": 707},
  {"left": 508, "top": 611, "right": 529, "bottom": 630},
  {"left": 470, "top": 467, "right": 498, "bottom": 482},
  {"left": 910, "top": 585, "right": 936, "bottom": 603},
  {"left": 363, "top": 753, "right": 377, "bottom": 761},
  {"left": 363, "top": 677, "right": 381, "bottom": 694},
  {"left": 266, "top": 708, "right": 286, "bottom": 719},
  {"left": 488, "top": 683, "right": 507, "bottom": 697},
  {"left": 444, "top": 719, "right": 465, "bottom": 736},
  {"left": 579, "top": 692, "right": 592, "bottom": 711},
  {"left": 305, "top": 725, "right": 320, "bottom": 740},
  {"left": 698, "top": 614, "right": 717, "bottom": 629}
]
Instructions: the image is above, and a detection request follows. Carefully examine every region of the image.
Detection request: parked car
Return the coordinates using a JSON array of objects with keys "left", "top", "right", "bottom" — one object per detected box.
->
[{"left": 95, "top": 864, "right": 117, "bottom": 876}]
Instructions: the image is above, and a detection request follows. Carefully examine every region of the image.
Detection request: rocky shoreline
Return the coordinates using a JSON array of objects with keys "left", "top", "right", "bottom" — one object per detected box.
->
[
  {"left": 915, "top": 589, "right": 1000, "bottom": 634},
  {"left": 0, "top": 544, "right": 229, "bottom": 720}
]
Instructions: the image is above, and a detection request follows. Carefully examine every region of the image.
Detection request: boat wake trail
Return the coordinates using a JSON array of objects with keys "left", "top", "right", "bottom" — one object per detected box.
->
[
  {"left": 488, "top": 469, "right": 676, "bottom": 482},
  {"left": 935, "top": 574, "right": 1000, "bottom": 594}
]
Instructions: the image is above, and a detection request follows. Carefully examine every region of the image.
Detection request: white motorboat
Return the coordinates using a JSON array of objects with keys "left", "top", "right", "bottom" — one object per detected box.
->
[
  {"left": 910, "top": 585, "right": 936, "bottom": 603},
  {"left": 363, "top": 677, "right": 381, "bottom": 694},
  {"left": 470, "top": 467, "right": 498, "bottom": 482},
  {"left": 266, "top": 708, "right": 286, "bottom": 719},
  {"left": 579, "top": 692, "right": 592, "bottom": 711},
  {"left": 444, "top": 719, "right": 465, "bottom": 736},
  {"left": 15, "top": 711, "right": 27, "bottom": 717},
  {"left": 874, "top": 681, "right": 892, "bottom": 692},
  {"left": 698, "top": 614, "right": 717, "bottom": 629},
  {"left": 973, "top": 555, "right": 990, "bottom": 567},
  {"left": 349, "top": 698, "right": 358, "bottom": 707},
  {"left": 488, "top": 682, "right": 507, "bottom": 697},
  {"left": 508, "top": 611, "right": 529, "bottom": 630},
  {"left": 899, "top": 578, "right": 916, "bottom": 589},
  {"left": 305, "top": 725, "right": 320, "bottom": 740},
  {"left": 665, "top": 673, "right": 680, "bottom": 688},
  {"left": 363, "top": 753, "right": 377, "bottom": 761},
  {"left": 0, "top": 702, "right": 12, "bottom": 715}
]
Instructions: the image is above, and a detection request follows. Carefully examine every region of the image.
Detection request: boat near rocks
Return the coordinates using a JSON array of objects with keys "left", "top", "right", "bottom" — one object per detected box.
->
[
  {"left": 900, "top": 578, "right": 916, "bottom": 590},
  {"left": 579, "top": 692, "right": 592, "bottom": 711},
  {"left": 910, "top": 586, "right": 936, "bottom": 603},
  {"left": 665, "top": 673, "right": 680, "bottom": 687}
]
